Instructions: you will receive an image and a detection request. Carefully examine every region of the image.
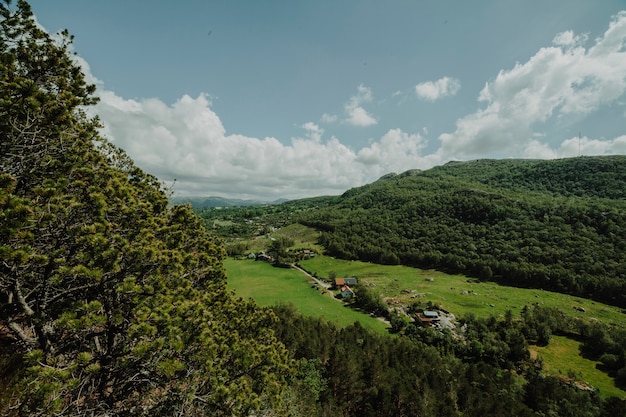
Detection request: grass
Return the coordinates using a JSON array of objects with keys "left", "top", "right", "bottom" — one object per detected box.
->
[
  {"left": 225, "top": 258, "right": 390, "bottom": 335},
  {"left": 298, "top": 257, "right": 626, "bottom": 327},
  {"left": 297, "top": 255, "right": 626, "bottom": 398},
  {"left": 226, "top": 222, "right": 626, "bottom": 397},
  {"left": 274, "top": 223, "right": 324, "bottom": 251},
  {"left": 531, "top": 336, "right": 626, "bottom": 399}
]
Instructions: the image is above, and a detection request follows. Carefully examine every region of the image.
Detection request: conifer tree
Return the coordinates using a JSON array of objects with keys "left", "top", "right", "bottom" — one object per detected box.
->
[{"left": 0, "top": 1, "right": 289, "bottom": 415}]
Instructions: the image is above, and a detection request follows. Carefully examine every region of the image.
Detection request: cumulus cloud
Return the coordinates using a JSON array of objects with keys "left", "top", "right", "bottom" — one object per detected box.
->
[
  {"left": 344, "top": 84, "right": 377, "bottom": 126},
  {"left": 320, "top": 113, "right": 338, "bottom": 123},
  {"left": 523, "top": 134, "right": 626, "bottom": 159},
  {"left": 415, "top": 76, "right": 461, "bottom": 101},
  {"left": 438, "top": 10, "right": 626, "bottom": 161},
  {"left": 72, "top": 11, "right": 626, "bottom": 201},
  {"left": 90, "top": 86, "right": 432, "bottom": 200},
  {"left": 356, "top": 129, "right": 441, "bottom": 176}
]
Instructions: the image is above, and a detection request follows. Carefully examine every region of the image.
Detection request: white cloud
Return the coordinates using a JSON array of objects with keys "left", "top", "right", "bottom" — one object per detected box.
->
[
  {"left": 415, "top": 76, "right": 461, "bottom": 101},
  {"left": 344, "top": 84, "right": 377, "bottom": 126},
  {"left": 552, "top": 30, "right": 588, "bottom": 48},
  {"left": 523, "top": 134, "right": 626, "bottom": 159},
  {"left": 439, "top": 11, "right": 626, "bottom": 161},
  {"left": 355, "top": 129, "right": 440, "bottom": 176},
  {"left": 72, "top": 10, "right": 626, "bottom": 201},
  {"left": 321, "top": 113, "right": 338, "bottom": 123},
  {"left": 345, "top": 106, "right": 377, "bottom": 127},
  {"left": 91, "top": 86, "right": 434, "bottom": 200},
  {"left": 301, "top": 122, "right": 324, "bottom": 142}
]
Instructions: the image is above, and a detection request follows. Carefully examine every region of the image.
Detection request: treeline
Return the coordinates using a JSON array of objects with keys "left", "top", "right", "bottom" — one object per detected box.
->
[
  {"left": 269, "top": 304, "right": 626, "bottom": 417},
  {"left": 298, "top": 157, "right": 626, "bottom": 307}
]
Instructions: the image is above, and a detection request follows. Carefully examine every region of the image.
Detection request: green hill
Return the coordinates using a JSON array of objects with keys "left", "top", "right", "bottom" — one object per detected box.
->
[{"left": 298, "top": 157, "right": 626, "bottom": 307}]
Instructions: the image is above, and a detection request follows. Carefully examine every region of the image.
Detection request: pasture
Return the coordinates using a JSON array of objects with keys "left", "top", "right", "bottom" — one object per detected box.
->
[
  {"left": 531, "top": 336, "right": 626, "bottom": 399},
  {"left": 225, "top": 258, "right": 390, "bottom": 334},
  {"left": 226, "top": 249, "right": 626, "bottom": 399},
  {"left": 297, "top": 256, "right": 626, "bottom": 326}
]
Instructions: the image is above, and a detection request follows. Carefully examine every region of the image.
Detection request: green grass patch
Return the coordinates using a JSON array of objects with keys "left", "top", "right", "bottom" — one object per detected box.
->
[
  {"left": 531, "top": 336, "right": 626, "bottom": 399},
  {"left": 227, "top": 252, "right": 626, "bottom": 397},
  {"left": 298, "top": 257, "right": 626, "bottom": 327},
  {"left": 225, "top": 258, "right": 389, "bottom": 335},
  {"left": 272, "top": 223, "right": 323, "bottom": 250}
]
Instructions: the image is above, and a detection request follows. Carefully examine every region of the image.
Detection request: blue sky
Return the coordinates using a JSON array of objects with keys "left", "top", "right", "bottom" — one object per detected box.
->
[{"left": 29, "top": 0, "right": 626, "bottom": 200}]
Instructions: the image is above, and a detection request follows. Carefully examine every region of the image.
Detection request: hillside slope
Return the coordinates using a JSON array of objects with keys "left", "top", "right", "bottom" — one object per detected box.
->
[{"left": 299, "top": 157, "right": 626, "bottom": 307}]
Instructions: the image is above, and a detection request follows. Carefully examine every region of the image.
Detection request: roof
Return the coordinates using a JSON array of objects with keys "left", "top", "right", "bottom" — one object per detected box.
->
[
  {"left": 422, "top": 310, "right": 439, "bottom": 319},
  {"left": 335, "top": 277, "right": 357, "bottom": 286},
  {"left": 343, "top": 277, "right": 358, "bottom": 286},
  {"left": 340, "top": 285, "right": 353, "bottom": 298}
]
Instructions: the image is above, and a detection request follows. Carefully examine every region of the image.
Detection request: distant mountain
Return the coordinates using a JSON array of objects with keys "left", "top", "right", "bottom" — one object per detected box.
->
[
  {"left": 298, "top": 156, "right": 626, "bottom": 307},
  {"left": 170, "top": 196, "right": 289, "bottom": 207}
]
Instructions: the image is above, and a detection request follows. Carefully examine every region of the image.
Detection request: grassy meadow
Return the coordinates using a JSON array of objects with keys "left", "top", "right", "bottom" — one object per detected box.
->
[
  {"left": 531, "top": 336, "right": 626, "bottom": 399},
  {"left": 225, "top": 224, "right": 626, "bottom": 398},
  {"left": 297, "top": 256, "right": 626, "bottom": 326},
  {"left": 225, "top": 257, "right": 389, "bottom": 334}
]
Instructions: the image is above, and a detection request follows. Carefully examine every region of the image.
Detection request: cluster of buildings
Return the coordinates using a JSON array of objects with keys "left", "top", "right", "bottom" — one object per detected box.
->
[{"left": 333, "top": 277, "right": 358, "bottom": 299}]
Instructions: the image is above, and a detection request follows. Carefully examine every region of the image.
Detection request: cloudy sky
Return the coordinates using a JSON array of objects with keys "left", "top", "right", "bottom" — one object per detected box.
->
[{"left": 29, "top": 1, "right": 626, "bottom": 201}]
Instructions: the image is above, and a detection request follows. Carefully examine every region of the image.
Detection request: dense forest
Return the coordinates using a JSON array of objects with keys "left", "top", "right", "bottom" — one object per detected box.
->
[
  {"left": 3, "top": 1, "right": 626, "bottom": 416},
  {"left": 269, "top": 303, "right": 626, "bottom": 416},
  {"left": 298, "top": 157, "right": 626, "bottom": 307}
]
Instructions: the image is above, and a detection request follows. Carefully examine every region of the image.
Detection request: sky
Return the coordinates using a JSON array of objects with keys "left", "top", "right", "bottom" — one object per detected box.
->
[{"left": 27, "top": 0, "right": 626, "bottom": 201}]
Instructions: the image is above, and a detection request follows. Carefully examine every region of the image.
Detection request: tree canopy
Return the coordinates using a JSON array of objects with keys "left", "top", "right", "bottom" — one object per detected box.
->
[
  {"left": 298, "top": 157, "right": 626, "bottom": 307},
  {"left": 0, "top": 1, "right": 289, "bottom": 415}
]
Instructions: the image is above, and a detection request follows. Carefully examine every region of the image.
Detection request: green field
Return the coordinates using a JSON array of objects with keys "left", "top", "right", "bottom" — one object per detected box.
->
[
  {"left": 531, "top": 336, "right": 626, "bottom": 399},
  {"left": 226, "top": 251, "right": 626, "bottom": 398},
  {"left": 225, "top": 258, "right": 390, "bottom": 334},
  {"left": 297, "top": 256, "right": 626, "bottom": 326}
]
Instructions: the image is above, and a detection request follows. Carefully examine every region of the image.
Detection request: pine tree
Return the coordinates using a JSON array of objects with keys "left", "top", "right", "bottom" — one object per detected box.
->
[{"left": 0, "top": 1, "right": 289, "bottom": 415}]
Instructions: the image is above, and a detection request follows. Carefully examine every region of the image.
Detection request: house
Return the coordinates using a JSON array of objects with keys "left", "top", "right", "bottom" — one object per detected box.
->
[
  {"left": 339, "top": 285, "right": 354, "bottom": 299},
  {"left": 255, "top": 251, "right": 273, "bottom": 262},
  {"left": 416, "top": 310, "right": 440, "bottom": 327},
  {"left": 334, "top": 277, "right": 357, "bottom": 288},
  {"left": 344, "top": 277, "right": 358, "bottom": 286}
]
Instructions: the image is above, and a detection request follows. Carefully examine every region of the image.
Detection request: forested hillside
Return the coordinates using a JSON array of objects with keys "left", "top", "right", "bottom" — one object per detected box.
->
[
  {"left": 299, "top": 157, "right": 626, "bottom": 307},
  {"left": 4, "top": 1, "right": 626, "bottom": 416}
]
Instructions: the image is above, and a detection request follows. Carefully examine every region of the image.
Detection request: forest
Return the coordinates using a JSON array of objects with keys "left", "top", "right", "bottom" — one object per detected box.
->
[
  {"left": 297, "top": 157, "right": 626, "bottom": 308},
  {"left": 268, "top": 303, "right": 626, "bottom": 416},
  {"left": 2, "top": 1, "right": 626, "bottom": 416}
]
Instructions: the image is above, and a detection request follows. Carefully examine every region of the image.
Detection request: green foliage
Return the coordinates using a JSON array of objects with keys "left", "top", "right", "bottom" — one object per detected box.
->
[
  {"left": 0, "top": 2, "right": 289, "bottom": 415},
  {"left": 352, "top": 285, "right": 389, "bottom": 318},
  {"left": 270, "top": 304, "right": 626, "bottom": 416},
  {"left": 298, "top": 158, "right": 626, "bottom": 307}
]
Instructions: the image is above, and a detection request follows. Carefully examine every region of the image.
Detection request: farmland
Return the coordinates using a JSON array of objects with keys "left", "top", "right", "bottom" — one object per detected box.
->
[
  {"left": 296, "top": 256, "right": 626, "bottom": 327},
  {"left": 226, "top": 254, "right": 626, "bottom": 398},
  {"left": 225, "top": 258, "right": 389, "bottom": 334}
]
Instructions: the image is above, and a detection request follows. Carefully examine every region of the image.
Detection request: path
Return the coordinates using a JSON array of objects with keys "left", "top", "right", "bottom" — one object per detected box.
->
[
  {"left": 291, "top": 264, "right": 391, "bottom": 326},
  {"left": 291, "top": 264, "right": 334, "bottom": 295}
]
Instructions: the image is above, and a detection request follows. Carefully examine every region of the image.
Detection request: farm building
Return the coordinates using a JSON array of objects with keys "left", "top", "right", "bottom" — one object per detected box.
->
[
  {"left": 339, "top": 285, "right": 354, "bottom": 299},
  {"left": 416, "top": 310, "right": 440, "bottom": 327},
  {"left": 334, "top": 277, "right": 357, "bottom": 288}
]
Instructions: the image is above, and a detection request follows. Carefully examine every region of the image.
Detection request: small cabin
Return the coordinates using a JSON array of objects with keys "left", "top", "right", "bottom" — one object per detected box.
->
[{"left": 417, "top": 310, "right": 440, "bottom": 327}]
